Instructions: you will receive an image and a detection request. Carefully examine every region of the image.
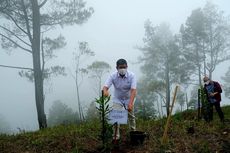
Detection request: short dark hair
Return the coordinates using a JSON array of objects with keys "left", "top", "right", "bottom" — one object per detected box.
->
[{"left": 116, "top": 59, "right": 127, "bottom": 67}]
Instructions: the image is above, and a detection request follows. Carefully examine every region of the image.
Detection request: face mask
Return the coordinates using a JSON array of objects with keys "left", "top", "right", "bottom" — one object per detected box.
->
[
  {"left": 118, "top": 68, "right": 127, "bottom": 76},
  {"left": 204, "top": 80, "right": 210, "bottom": 85}
]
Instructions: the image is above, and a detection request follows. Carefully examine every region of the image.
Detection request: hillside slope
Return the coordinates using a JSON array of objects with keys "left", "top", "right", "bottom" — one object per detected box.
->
[{"left": 1, "top": 106, "right": 230, "bottom": 153}]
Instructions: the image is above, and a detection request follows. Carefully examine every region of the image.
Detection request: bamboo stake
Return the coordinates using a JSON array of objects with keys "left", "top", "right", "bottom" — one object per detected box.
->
[{"left": 161, "top": 85, "right": 179, "bottom": 144}]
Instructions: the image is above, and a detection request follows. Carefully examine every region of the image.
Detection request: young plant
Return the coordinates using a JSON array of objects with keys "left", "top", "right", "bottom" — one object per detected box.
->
[
  {"left": 199, "top": 86, "right": 210, "bottom": 121},
  {"left": 95, "top": 90, "right": 113, "bottom": 151}
]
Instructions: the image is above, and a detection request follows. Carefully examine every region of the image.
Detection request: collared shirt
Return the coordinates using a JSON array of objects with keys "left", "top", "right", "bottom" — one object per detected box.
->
[{"left": 104, "top": 70, "right": 137, "bottom": 105}]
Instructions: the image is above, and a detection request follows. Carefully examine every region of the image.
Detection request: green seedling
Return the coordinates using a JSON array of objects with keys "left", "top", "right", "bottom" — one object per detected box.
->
[{"left": 95, "top": 90, "right": 113, "bottom": 152}]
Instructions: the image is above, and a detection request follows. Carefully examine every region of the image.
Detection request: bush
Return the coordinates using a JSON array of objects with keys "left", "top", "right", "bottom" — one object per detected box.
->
[
  {"left": 47, "top": 100, "right": 79, "bottom": 127},
  {"left": 0, "top": 114, "right": 11, "bottom": 134}
]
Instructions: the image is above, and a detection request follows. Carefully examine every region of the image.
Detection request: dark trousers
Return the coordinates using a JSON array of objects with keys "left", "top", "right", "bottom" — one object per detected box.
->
[{"left": 208, "top": 102, "right": 224, "bottom": 121}]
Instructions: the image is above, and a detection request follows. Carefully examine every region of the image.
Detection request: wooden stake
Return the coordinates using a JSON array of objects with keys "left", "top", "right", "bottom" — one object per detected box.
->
[{"left": 161, "top": 85, "right": 179, "bottom": 144}]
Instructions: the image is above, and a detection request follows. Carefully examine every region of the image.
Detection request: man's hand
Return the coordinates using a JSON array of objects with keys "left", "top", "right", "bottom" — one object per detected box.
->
[
  {"left": 210, "top": 93, "right": 215, "bottom": 97},
  {"left": 103, "top": 86, "right": 110, "bottom": 97},
  {"left": 210, "top": 92, "right": 217, "bottom": 97},
  {"left": 128, "top": 89, "right": 136, "bottom": 112},
  {"left": 104, "top": 90, "right": 110, "bottom": 97},
  {"left": 128, "top": 103, "right": 133, "bottom": 112}
]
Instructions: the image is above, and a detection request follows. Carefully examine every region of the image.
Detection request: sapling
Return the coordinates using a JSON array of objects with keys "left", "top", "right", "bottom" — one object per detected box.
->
[
  {"left": 95, "top": 90, "right": 113, "bottom": 151},
  {"left": 199, "top": 86, "right": 210, "bottom": 121}
]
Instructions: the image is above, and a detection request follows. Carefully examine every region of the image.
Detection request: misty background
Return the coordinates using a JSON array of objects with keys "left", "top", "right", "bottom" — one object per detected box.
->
[{"left": 0, "top": 0, "right": 230, "bottom": 132}]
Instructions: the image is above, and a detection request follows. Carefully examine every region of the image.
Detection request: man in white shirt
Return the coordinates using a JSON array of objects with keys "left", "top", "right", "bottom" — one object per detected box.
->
[{"left": 103, "top": 58, "right": 137, "bottom": 142}]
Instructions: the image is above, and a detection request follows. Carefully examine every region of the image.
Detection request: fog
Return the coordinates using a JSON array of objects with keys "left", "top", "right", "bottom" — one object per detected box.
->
[{"left": 0, "top": 0, "right": 230, "bottom": 132}]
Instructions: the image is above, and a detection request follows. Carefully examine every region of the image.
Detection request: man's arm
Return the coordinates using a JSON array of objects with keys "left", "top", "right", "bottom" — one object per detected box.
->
[
  {"left": 103, "top": 73, "right": 113, "bottom": 97},
  {"left": 128, "top": 88, "right": 137, "bottom": 112},
  {"left": 211, "top": 82, "right": 222, "bottom": 96}
]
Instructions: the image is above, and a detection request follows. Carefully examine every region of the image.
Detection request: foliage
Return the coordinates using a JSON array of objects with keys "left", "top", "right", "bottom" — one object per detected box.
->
[
  {"left": 181, "top": 2, "right": 230, "bottom": 80},
  {"left": 135, "top": 100, "right": 156, "bottom": 120},
  {"left": 95, "top": 93, "right": 112, "bottom": 152},
  {"left": 135, "top": 80, "right": 157, "bottom": 120},
  {"left": 87, "top": 61, "right": 111, "bottom": 96},
  {"left": 85, "top": 101, "right": 99, "bottom": 120},
  {"left": 222, "top": 66, "right": 230, "bottom": 98},
  {"left": 180, "top": 8, "right": 206, "bottom": 85},
  {"left": 18, "top": 35, "right": 67, "bottom": 82},
  {"left": 203, "top": 2, "right": 230, "bottom": 79},
  {"left": 199, "top": 86, "right": 210, "bottom": 121},
  {"left": 47, "top": 100, "right": 79, "bottom": 127},
  {"left": 139, "top": 21, "right": 190, "bottom": 116}
]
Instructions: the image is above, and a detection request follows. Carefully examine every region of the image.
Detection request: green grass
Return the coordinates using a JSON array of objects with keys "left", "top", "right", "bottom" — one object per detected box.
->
[{"left": 1, "top": 106, "right": 230, "bottom": 153}]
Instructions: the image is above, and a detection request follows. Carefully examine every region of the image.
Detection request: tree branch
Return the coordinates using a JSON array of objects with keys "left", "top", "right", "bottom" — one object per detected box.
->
[
  {"left": 0, "top": 0, "right": 9, "bottom": 11},
  {"left": 205, "top": 64, "right": 211, "bottom": 72},
  {"left": 1, "top": 10, "right": 29, "bottom": 36},
  {"left": 0, "top": 64, "right": 33, "bottom": 71},
  {"left": 155, "top": 91, "right": 166, "bottom": 103},
  {"left": 21, "top": 0, "right": 33, "bottom": 43},
  {"left": 0, "top": 33, "right": 32, "bottom": 53},
  {"left": 40, "top": 21, "right": 63, "bottom": 27},
  {"left": 39, "top": 0, "right": 48, "bottom": 8},
  {"left": 0, "top": 25, "right": 31, "bottom": 47}
]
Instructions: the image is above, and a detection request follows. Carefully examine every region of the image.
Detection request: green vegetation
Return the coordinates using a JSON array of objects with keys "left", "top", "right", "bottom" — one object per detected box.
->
[
  {"left": 95, "top": 93, "right": 112, "bottom": 152},
  {"left": 1, "top": 106, "right": 230, "bottom": 153},
  {"left": 47, "top": 100, "right": 79, "bottom": 127}
]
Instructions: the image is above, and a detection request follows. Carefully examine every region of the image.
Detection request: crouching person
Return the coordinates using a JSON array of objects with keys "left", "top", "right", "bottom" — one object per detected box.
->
[{"left": 103, "top": 58, "right": 137, "bottom": 143}]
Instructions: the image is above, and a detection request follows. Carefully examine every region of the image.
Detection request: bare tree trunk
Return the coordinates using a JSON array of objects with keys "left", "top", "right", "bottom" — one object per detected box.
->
[
  {"left": 161, "top": 97, "right": 164, "bottom": 117},
  {"left": 208, "top": 69, "right": 212, "bottom": 80},
  {"left": 74, "top": 53, "right": 85, "bottom": 121},
  {"left": 75, "top": 70, "right": 84, "bottom": 121},
  {"left": 156, "top": 98, "right": 161, "bottom": 118},
  {"left": 209, "top": 25, "right": 213, "bottom": 80},
  {"left": 31, "top": 0, "right": 47, "bottom": 129},
  {"left": 165, "top": 59, "right": 170, "bottom": 117},
  {"left": 203, "top": 41, "right": 207, "bottom": 76},
  {"left": 99, "top": 77, "right": 102, "bottom": 97},
  {"left": 185, "top": 92, "right": 188, "bottom": 110},
  {"left": 198, "top": 64, "right": 202, "bottom": 86},
  {"left": 194, "top": 40, "right": 202, "bottom": 87}
]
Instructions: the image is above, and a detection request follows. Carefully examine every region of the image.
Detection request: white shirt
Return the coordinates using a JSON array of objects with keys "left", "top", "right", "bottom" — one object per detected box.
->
[{"left": 104, "top": 70, "right": 137, "bottom": 105}]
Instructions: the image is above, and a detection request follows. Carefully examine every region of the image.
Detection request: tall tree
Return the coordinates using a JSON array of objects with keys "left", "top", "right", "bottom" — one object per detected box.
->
[
  {"left": 180, "top": 8, "right": 206, "bottom": 86},
  {"left": 71, "top": 41, "right": 94, "bottom": 121},
  {"left": 177, "top": 91, "right": 185, "bottom": 112},
  {"left": 87, "top": 61, "right": 111, "bottom": 97},
  {"left": 0, "top": 0, "right": 93, "bottom": 129},
  {"left": 202, "top": 2, "right": 230, "bottom": 79},
  {"left": 222, "top": 66, "right": 230, "bottom": 98},
  {"left": 139, "top": 21, "right": 189, "bottom": 116},
  {"left": 181, "top": 2, "right": 230, "bottom": 82}
]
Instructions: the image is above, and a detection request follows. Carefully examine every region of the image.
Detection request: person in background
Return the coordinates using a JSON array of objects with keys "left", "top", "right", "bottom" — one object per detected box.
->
[
  {"left": 103, "top": 58, "right": 137, "bottom": 143},
  {"left": 203, "top": 76, "right": 224, "bottom": 122}
]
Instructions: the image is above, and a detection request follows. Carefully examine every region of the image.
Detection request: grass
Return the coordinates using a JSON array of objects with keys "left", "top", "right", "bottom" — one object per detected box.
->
[{"left": 1, "top": 106, "right": 230, "bottom": 153}]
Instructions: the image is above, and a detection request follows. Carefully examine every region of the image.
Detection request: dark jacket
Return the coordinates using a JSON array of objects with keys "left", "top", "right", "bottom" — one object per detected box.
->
[{"left": 204, "top": 81, "right": 222, "bottom": 103}]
